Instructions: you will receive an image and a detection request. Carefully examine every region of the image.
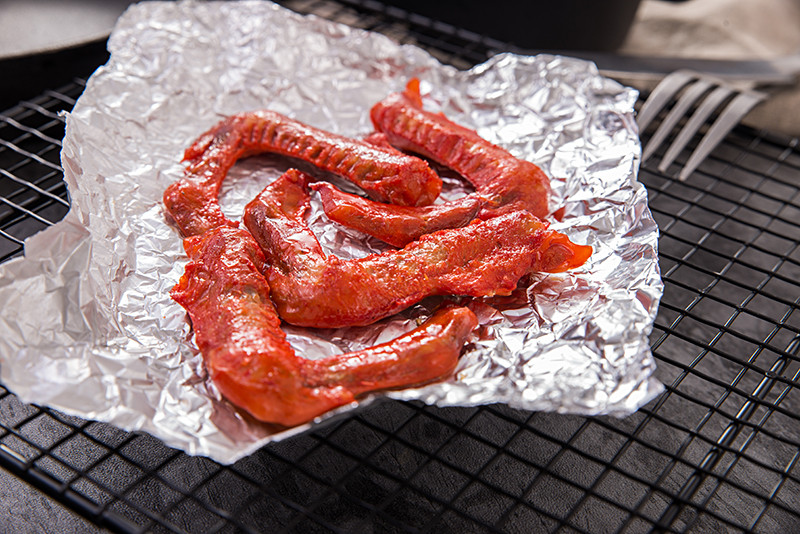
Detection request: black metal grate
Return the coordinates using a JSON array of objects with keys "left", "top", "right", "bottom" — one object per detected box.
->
[{"left": 1, "top": 1, "right": 799, "bottom": 532}]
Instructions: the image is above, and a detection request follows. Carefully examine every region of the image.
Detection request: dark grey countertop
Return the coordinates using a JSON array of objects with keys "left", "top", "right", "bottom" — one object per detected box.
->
[{"left": 0, "top": 468, "right": 102, "bottom": 533}]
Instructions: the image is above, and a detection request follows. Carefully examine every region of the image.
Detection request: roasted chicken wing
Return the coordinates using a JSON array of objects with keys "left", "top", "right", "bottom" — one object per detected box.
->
[
  {"left": 243, "top": 169, "right": 591, "bottom": 328},
  {"left": 171, "top": 225, "right": 478, "bottom": 427},
  {"left": 313, "top": 181, "right": 487, "bottom": 247},
  {"left": 313, "top": 79, "right": 552, "bottom": 245},
  {"left": 370, "top": 78, "right": 550, "bottom": 218},
  {"left": 163, "top": 109, "right": 443, "bottom": 237}
]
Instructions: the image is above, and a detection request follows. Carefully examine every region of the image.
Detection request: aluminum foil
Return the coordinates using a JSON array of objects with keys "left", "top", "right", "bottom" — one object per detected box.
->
[{"left": 0, "top": 1, "right": 663, "bottom": 464}]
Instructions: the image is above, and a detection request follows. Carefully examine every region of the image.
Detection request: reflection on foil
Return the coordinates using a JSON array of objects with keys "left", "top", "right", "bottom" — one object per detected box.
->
[{"left": 0, "top": 1, "right": 663, "bottom": 464}]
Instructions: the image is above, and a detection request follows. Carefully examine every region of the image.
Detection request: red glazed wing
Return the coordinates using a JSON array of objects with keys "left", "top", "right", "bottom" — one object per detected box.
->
[
  {"left": 370, "top": 78, "right": 551, "bottom": 218},
  {"left": 325, "top": 126, "right": 488, "bottom": 247},
  {"left": 164, "top": 110, "right": 443, "bottom": 237},
  {"left": 171, "top": 225, "right": 477, "bottom": 427},
  {"left": 313, "top": 79, "right": 552, "bottom": 246},
  {"left": 303, "top": 303, "right": 477, "bottom": 397},
  {"left": 172, "top": 227, "right": 325, "bottom": 426},
  {"left": 243, "top": 170, "right": 591, "bottom": 328},
  {"left": 313, "top": 181, "right": 486, "bottom": 247}
]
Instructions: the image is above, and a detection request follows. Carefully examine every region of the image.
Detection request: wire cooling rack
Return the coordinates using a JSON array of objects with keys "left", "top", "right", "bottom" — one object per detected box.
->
[{"left": 1, "top": 1, "right": 799, "bottom": 532}]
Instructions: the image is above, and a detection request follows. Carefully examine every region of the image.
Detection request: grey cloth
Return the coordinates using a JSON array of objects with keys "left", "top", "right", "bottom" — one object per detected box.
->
[{"left": 617, "top": 0, "right": 800, "bottom": 137}]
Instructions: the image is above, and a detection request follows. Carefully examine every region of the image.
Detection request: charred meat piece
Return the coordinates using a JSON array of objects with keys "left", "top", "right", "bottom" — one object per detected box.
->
[
  {"left": 243, "top": 169, "right": 591, "bottom": 328},
  {"left": 164, "top": 109, "right": 443, "bottom": 237},
  {"left": 171, "top": 225, "right": 478, "bottom": 427}
]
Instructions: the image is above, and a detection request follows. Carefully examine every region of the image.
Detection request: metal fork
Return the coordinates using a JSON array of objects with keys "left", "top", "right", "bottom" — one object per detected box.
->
[{"left": 637, "top": 69, "right": 767, "bottom": 181}]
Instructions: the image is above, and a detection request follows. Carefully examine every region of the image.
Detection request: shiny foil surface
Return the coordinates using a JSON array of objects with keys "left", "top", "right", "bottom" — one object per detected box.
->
[{"left": 0, "top": 1, "right": 663, "bottom": 463}]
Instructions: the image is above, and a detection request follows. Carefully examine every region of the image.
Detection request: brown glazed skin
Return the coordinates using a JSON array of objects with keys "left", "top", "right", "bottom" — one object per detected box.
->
[
  {"left": 163, "top": 109, "right": 443, "bottom": 237},
  {"left": 171, "top": 225, "right": 478, "bottom": 427},
  {"left": 243, "top": 170, "right": 592, "bottom": 328},
  {"left": 314, "top": 78, "right": 553, "bottom": 246}
]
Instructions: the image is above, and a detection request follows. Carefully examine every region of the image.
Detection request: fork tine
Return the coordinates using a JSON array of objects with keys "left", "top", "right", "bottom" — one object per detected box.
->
[
  {"left": 641, "top": 78, "right": 714, "bottom": 162},
  {"left": 637, "top": 70, "right": 697, "bottom": 130},
  {"left": 658, "top": 85, "right": 734, "bottom": 173},
  {"left": 676, "top": 90, "right": 765, "bottom": 180}
]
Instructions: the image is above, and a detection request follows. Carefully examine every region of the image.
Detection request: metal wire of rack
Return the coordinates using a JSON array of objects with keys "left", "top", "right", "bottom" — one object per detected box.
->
[{"left": 1, "top": 1, "right": 799, "bottom": 532}]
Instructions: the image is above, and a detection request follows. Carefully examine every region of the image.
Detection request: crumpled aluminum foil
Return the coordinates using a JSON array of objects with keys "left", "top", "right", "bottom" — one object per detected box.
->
[{"left": 0, "top": 1, "right": 663, "bottom": 464}]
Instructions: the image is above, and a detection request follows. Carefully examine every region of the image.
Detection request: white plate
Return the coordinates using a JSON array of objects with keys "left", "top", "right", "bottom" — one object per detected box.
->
[{"left": 0, "top": 0, "right": 134, "bottom": 59}]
